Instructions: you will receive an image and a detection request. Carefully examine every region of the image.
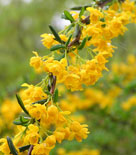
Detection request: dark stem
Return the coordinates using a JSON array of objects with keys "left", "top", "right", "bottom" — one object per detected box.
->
[
  {"left": 68, "top": 26, "right": 81, "bottom": 47},
  {"left": 97, "top": 0, "right": 113, "bottom": 8},
  {"left": 81, "top": 16, "right": 90, "bottom": 24},
  {"left": 50, "top": 75, "right": 57, "bottom": 95},
  {"left": 28, "top": 145, "right": 33, "bottom": 155}
]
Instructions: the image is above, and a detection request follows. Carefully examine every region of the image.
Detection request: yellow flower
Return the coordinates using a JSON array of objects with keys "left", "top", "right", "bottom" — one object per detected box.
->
[
  {"left": 47, "top": 105, "right": 59, "bottom": 123},
  {"left": 30, "top": 51, "right": 43, "bottom": 73},
  {"left": 21, "top": 83, "right": 47, "bottom": 105},
  {"left": 32, "top": 143, "right": 51, "bottom": 155},
  {"left": 70, "top": 11, "right": 79, "bottom": 20},
  {"left": 87, "top": 7, "right": 103, "bottom": 23},
  {"left": 41, "top": 33, "right": 57, "bottom": 49},
  {"left": 53, "top": 131, "right": 65, "bottom": 143},
  {"left": 45, "top": 135, "right": 56, "bottom": 147},
  {"left": 28, "top": 104, "right": 47, "bottom": 120},
  {"left": 70, "top": 121, "right": 82, "bottom": 132},
  {"left": 25, "top": 124, "right": 39, "bottom": 145},
  {"left": 0, "top": 138, "right": 10, "bottom": 154}
]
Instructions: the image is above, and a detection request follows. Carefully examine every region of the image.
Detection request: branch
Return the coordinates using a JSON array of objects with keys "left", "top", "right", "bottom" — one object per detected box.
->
[{"left": 28, "top": 145, "right": 33, "bottom": 155}]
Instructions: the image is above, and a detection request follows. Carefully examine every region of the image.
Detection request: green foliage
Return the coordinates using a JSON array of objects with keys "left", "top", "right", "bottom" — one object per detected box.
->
[
  {"left": 7, "top": 136, "right": 18, "bottom": 155},
  {"left": 64, "top": 10, "right": 75, "bottom": 23},
  {"left": 16, "top": 94, "right": 29, "bottom": 115}
]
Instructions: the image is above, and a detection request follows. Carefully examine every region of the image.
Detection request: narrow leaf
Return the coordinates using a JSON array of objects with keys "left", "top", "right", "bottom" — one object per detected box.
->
[
  {"left": 13, "top": 119, "right": 23, "bottom": 125},
  {"left": 20, "top": 116, "right": 30, "bottom": 123},
  {"left": 32, "top": 99, "right": 47, "bottom": 105},
  {"left": 65, "top": 34, "right": 72, "bottom": 47},
  {"left": 71, "top": 5, "right": 91, "bottom": 10},
  {"left": 53, "top": 89, "right": 59, "bottom": 103},
  {"left": 71, "top": 6, "right": 82, "bottom": 10},
  {"left": 7, "top": 137, "right": 18, "bottom": 155},
  {"left": 65, "top": 23, "right": 75, "bottom": 33},
  {"left": 50, "top": 44, "right": 65, "bottom": 51},
  {"left": 19, "top": 145, "right": 31, "bottom": 152},
  {"left": 88, "top": 36, "right": 92, "bottom": 41},
  {"left": 49, "top": 25, "right": 62, "bottom": 43},
  {"left": 64, "top": 10, "right": 74, "bottom": 23},
  {"left": 16, "top": 94, "right": 29, "bottom": 116},
  {"left": 78, "top": 37, "right": 87, "bottom": 50},
  {"left": 79, "top": 7, "right": 85, "bottom": 19},
  {"left": 13, "top": 118, "right": 29, "bottom": 127},
  {"left": 55, "top": 53, "right": 65, "bottom": 61}
]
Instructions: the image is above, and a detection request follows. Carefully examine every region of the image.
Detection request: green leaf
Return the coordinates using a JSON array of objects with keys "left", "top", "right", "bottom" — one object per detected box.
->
[
  {"left": 16, "top": 94, "right": 29, "bottom": 116},
  {"left": 49, "top": 25, "right": 62, "bottom": 43},
  {"left": 20, "top": 116, "right": 30, "bottom": 123},
  {"left": 64, "top": 10, "right": 75, "bottom": 23},
  {"left": 101, "top": 24, "right": 106, "bottom": 28},
  {"left": 88, "top": 36, "right": 92, "bottom": 41},
  {"left": 13, "top": 119, "right": 23, "bottom": 125},
  {"left": 59, "top": 49, "right": 65, "bottom": 53},
  {"left": 61, "top": 13, "right": 68, "bottom": 20},
  {"left": 71, "top": 6, "right": 83, "bottom": 10},
  {"left": 71, "top": 5, "right": 91, "bottom": 10},
  {"left": 13, "top": 120, "right": 29, "bottom": 126},
  {"left": 53, "top": 89, "right": 59, "bottom": 103},
  {"left": 55, "top": 53, "right": 65, "bottom": 61},
  {"left": 50, "top": 44, "right": 65, "bottom": 51},
  {"left": 65, "top": 34, "right": 72, "bottom": 47},
  {"left": 7, "top": 137, "right": 18, "bottom": 155},
  {"left": 100, "top": 18, "right": 105, "bottom": 22},
  {"left": 79, "top": 7, "right": 85, "bottom": 19},
  {"left": 74, "top": 24, "right": 80, "bottom": 38},
  {"left": 32, "top": 99, "right": 47, "bottom": 105},
  {"left": 65, "top": 23, "right": 75, "bottom": 33},
  {"left": 19, "top": 145, "right": 31, "bottom": 152},
  {"left": 78, "top": 37, "right": 87, "bottom": 50},
  {"left": 13, "top": 117, "right": 30, "bottom": 126}
]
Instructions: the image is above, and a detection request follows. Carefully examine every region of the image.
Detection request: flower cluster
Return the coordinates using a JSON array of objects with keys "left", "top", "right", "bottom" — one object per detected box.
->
[
  {"left": 30, "top": 0, "right": 136, "bottom": 91},
  {"left": 0, "top": 98, "right": 21, "bottom": 136},
  {"left": 0, "top": 82, "right": 89, "bottom": 155},
  {"left": 111, "top": 54, "right": 136, "bottom": 84},
  {"left": 59, "top": 86, "right": 121, "bottom": 112}
]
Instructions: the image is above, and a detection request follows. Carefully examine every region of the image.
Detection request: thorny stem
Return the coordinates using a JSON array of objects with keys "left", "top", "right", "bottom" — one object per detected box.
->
[
  {"left": 49, "top": 75, "right": 57, "bottom": 95},
  {"left": 97, "top": 0, "right": 113, "bottom": 8},
  {"left": 68, "top": 27, "right": 81, "bottom": 47},
  {"left": 81, "top": 16, "right": 90, "bottom": 24}
]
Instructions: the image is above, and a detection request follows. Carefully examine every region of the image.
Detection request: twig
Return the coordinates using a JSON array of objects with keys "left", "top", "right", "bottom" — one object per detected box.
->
[{"left": 28, "top": 145, "right": 33, "bottom": 155}]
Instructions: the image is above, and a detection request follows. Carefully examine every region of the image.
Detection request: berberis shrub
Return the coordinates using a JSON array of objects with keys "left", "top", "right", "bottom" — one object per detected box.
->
[{"left": 0, "top": 0, "right": 136, "bottom": 155}]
